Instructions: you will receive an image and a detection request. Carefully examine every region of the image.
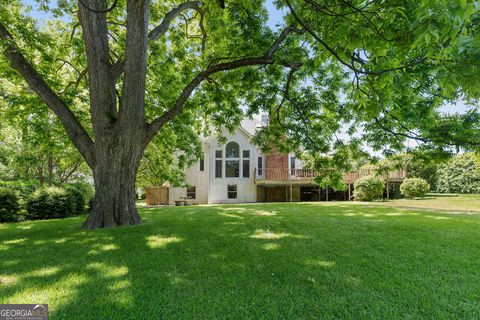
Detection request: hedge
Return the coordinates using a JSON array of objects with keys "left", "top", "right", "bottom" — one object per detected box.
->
[
  {"left": 26, "top": 187, "right": 72, "bottom": 220},
  {"left": 0, "top": 188, "right": 20, "bottom": 222}
]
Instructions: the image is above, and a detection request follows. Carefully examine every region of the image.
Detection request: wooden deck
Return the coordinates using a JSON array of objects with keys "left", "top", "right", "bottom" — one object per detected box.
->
[{"left": 255, "top": 168, "right": 406, "bottom": 185}]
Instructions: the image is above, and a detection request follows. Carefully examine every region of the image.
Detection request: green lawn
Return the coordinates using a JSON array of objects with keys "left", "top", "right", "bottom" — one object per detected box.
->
[
  {"left": 1, "top": 202, "right": 480, "bottom": 319},
  {"left": 381, "top": 193, "right": 480, "bottom": 212}
]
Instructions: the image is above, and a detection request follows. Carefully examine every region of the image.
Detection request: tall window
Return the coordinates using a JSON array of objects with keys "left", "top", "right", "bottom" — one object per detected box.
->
[
  {"left": 227, "top": 185, "right": 237, "bottom": 199},
  {"left": 199, "top": 157, "right": 204, "bottom": 172},
  {"left": 290, "top": 156, "right": 296, "bottom": 175},
  {"left": 243, "top": 150, "right": 250, "bottom": 178},
  {"left": 258, "top": 156, "right": 263, "bottom": 176},
  {"left": 187, "top": 186, "right": 196, "bottom": 199},
  {"left": 215, "top": 150, "right": 222, "bottom": 178},
  {"left": 225, "top": 142, "right": 240, "bottom": 177}
]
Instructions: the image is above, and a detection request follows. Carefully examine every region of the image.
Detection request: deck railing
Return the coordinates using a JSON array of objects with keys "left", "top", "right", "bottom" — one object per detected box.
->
[{"left": 257, "top": 168, "right": 406, "bottom": 183}]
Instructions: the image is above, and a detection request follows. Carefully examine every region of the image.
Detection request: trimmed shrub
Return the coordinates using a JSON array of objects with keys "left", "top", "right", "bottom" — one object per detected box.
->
[
  {"left": 0, "top": 180, "right": 38, "bottom": 204},
  {"left": 354, "top": 175, "right": 384, "bottom": 201},
  {"left": 400, "top": 178, "right": 430, "bottom": 198},
  {"left": 64, "top": 186, "right": 86, "bottom": 214},
  {"left": 67, "top": 181, "right": 94, "bottom": 200},
  {"left": 26, "top": 187, "right": 72, "bottom": 220},
  {"left": 0, "top": 188, "right": 20, "bottom": 222}
]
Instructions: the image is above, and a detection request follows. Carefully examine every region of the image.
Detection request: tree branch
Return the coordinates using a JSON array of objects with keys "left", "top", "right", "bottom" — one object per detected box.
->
[
  {"left": 146, "top": 25, "right": 305, "bottom": 141},
  {"left": 0, "top": 23, "right": 95, "bottom": 167},
  {"left": 284, "top": 0, "right": 426, "bottom": 76},
  {"left": 112, "top": 1, "right": 206, "bottom": 81},
  {"left": 149, "top": 1, "right": 204, "bottom": 41}
]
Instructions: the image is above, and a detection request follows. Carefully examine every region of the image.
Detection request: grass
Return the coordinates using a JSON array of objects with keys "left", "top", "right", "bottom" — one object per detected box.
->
[
  {"left": 381, "top": 193, "right": 480, "bottom": 212},
  {"left": 1, "top": 201, "right": 480, "bottom": 319}
]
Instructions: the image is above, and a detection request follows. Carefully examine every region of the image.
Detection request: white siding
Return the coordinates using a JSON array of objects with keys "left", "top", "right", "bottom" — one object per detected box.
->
[
  {"left": 168, "top": 125, "right": 265, "bottom": 204},
  {"left": 207, "top": 128, "right": 257, "bottom": 204},
  {"left": 169, "top": 142, "right": 209, "bottom": 204}
]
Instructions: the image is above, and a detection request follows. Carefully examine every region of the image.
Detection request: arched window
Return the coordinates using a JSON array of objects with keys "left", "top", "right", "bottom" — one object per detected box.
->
[
  {"left": 225, "top": 142, "right": 240, "bottom": 177},
  {"left": 225, "top": 142, "right": 240, "bottom": 158}
]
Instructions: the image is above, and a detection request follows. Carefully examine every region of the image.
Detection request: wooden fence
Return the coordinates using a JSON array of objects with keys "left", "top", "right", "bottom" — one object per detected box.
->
[{"left": 145, "top": 186, "right": 169, "bottom": 206}]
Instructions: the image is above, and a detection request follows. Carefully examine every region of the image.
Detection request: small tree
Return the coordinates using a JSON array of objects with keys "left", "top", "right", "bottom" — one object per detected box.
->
[
  {"left": 354, "top": 176, "right": 384, "bottom": 201},
  {"left": 400, "top": 178, "right": 430, "bottom": 199}
]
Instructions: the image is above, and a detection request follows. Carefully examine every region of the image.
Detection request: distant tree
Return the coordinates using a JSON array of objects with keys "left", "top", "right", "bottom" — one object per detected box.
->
[
  {"left": 0, "top": 98, "right": 89, "bottom": 185},
  {"left": 436, "top": 153, "right": 480, "bottom": 194},
  {"left": 1, "top": 0, "right": 479, "bottom": 228}
]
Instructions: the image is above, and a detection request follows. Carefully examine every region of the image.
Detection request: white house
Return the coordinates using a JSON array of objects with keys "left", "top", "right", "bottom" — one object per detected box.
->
[
  {"left": 166, "top": 118, "right": 406, "bottom": 204},
  {"left": 169, "top": 119, "right": 268, "bottom": 204},
  {"left": 167, "top": 118, "right": 336, "bottom": 205}
]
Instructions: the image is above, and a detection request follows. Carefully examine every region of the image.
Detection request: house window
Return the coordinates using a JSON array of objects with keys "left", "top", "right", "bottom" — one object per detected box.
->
[
  {"left": 258, "top": 156, "right": 263, "bottom": 175},
  {"left": 215, "top": 150, "right": 222, "bottom": 178},
  {"left": 226, "top": 142, "right": 239, "bottom": 158},
  {"left": 226, "top": 160, "right": 240, "bottom": 177},
  {"left": 225, "top": 142, "right": 240, "bottom": 178},
  {"left": 199, "top": 157, "right": 204, "bottom": 172},
  {"left": 243, "top": 150, "right": 250, "bottom": 178},
  {"left": 227, "top": 185, "right": 237, "bottom": 199},
  {"left": 187, "top": 186, "right": 196, "bottom": 199},
  {"left": 290, "top": 156, "right": 296, "bottom": 175}
]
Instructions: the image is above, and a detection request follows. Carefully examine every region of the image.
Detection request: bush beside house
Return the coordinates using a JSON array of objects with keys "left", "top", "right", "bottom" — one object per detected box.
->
[
  {"left": 354, "top": 176, "right": 384, "bottom": 201},
  {"left": 400, "top": 178, "right": 430, "bottom": 198}
]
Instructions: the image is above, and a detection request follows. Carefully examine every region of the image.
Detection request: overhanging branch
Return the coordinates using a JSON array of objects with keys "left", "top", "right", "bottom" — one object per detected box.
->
[
  {"left": 0, "top": 23, "right": 95, "bottom": 167},
  {"left": 145, "top": 25, "right": 305, "bottom": 141},
  {"left": 285, "top": 0, "right": 426, "bottom": 76},
  {"left": 112, "top": 1, "right": 205, "bottom": 80}
]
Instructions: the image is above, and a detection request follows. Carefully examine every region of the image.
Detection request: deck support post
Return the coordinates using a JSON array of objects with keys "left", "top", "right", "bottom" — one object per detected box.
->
[
  {"left": 348, "top": 183, "right": 352, "bottom": 201},
  {"left": 386, "top": 179, "right": 390, "bottom": 200},
  {"left": 290, "top": 182, "right": 293, "bottom": 202},
  {"left": 326, "top": 187, "right": 329, "bottom": 201}
]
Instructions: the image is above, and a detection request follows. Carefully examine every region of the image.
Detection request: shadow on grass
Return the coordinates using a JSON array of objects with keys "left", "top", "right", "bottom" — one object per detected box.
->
[{"left": 1, "top": 203, "right": 480, "bottom": 319}]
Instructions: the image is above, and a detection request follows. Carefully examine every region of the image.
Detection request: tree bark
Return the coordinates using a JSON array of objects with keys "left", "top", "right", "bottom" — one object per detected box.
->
[
  {"left": 83, "top": 130, "right": 146, "bottom": 229},
  {"left": 48, "top": 152, "right": 53, "bottom": 186}
]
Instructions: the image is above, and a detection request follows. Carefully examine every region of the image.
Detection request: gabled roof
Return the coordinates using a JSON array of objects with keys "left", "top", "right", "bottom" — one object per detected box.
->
[
  {"left": 203, "top": 118, "right": 265, "bottom": 144},
  {"left": 240, "top": 118, "right": 264, "bottom": 136}
]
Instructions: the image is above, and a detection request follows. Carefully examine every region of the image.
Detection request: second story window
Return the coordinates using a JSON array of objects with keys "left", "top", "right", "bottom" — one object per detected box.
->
[
  {"left": 199, "top": 157, "right": 204, "bottom": 172},
  {"left": 258, "top": 156, "right": 263, "bottom": 176},
  {"left": 225, "top": 142, "right": 240, "bottom": 177},
  {"left": 290, "top": 156, "right": 296, "bottom": 175},
  {"left": 243, "top": 150, "right": 250, "bottom": 178},
  {"left": 215, "top": 150, "right": 222, "bottom": 178}
]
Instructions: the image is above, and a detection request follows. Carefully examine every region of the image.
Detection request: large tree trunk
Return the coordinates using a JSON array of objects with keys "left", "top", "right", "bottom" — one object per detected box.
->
[{"left": 83, "top": 133, "right": 146, "bottom": 229}]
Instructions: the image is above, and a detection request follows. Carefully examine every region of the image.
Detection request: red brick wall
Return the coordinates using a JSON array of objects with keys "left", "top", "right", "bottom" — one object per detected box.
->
[{"left": 265, "top": 149, "right": 288, "bottom": 170}]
